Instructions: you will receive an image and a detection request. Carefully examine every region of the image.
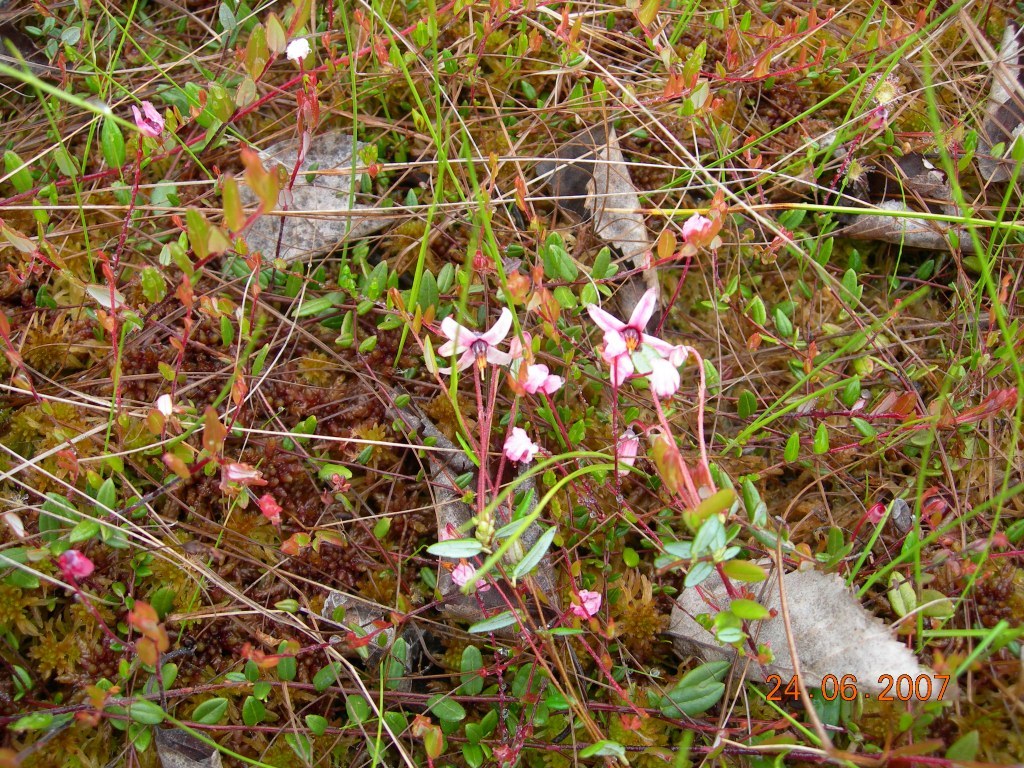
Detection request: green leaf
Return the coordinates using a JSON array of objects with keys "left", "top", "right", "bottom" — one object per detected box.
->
[
  {"left": 592, "top": 247, "right": 612, "bottom": 279},
  {"left": 4, "top": 150, "right": 33, "bottom": 193},
  {"left": 150, "top": 586, "right": 176, "bottom": 619},
  {"left": 427, "top": 538, "right": 484, "bottom": 558},
  {"left": 729, "top": 598, "right": 769, "bottom": 620},
  {"left": 242, "top": 695, "right": 265, "bottom": 726},
  {"left": 720, "top": 559, "right": 767, "bottom": 582},
  {"left": 12, "top": 712, "right": 53, "bottom": 731},
  {"left": 468, "top": 611, "right": 520, "bottom": 634},
  {"left": 813, "top": 422, "right": 829, "bottom": 454},
  {"left": 512, "top": 526, "right": 556, "bottom": 581},
  {"left": 946, "top": 731, "right": 979, "bottom": 761},
  {"left": 286, "top": 732, "right": 312, "bottom": 763},
  {"left": 192, "top": 698, "right": 228, "bottom": 725},
  {"left": 68, "top": 518, "right": 100, "bottom": 543},
  {"left": 140, "top": 267, "right": 166, "bottom": 303},
  {"left": 127, "top": 698, "right": 166, "bottom": 725},
  {"left": 784, "top": 430, "right": 800, "bottom": 462},
  {"left": 313, "top": 661, "right": 342, "bottom": 692},
  {"left": 305, "top": 714, "right": 328, "bottom": 736},
  {"left": 658, "top": 660, "right": 729, "bottom": 717},
  {"left": 101, "top": 118, "right": 127, "bottom": 169},
  {"left": 346, "top": 694, "right": 371, "bottom": 724},
  {"left": 580, "top": 740, "right": 627, "bottom": 759},
  {"left": 427, "top": 694, "right": 466, "bottom": 723},
  {"left": 460, "top": 646, "right": 484, "bottom": 695}
]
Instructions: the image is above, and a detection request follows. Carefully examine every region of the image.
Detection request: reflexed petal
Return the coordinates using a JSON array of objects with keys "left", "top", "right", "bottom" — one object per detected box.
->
[
  {"left": 609, "top": 354, "right": 634, "bottom": 387},
  {"left": 648, "top": 358, "right": 680, "bottom": 397},
  {"left": 486, "top": 348, "right": 513, "bottom": 367},
  {"left": 642, "top": 334, "right": 676, "bottom": 358},
  {"left": 602, "top": 330, "right": 628, "bottom": 360},
  {"left": 587, "top": 303, "right": 627, "bottom": 334},
  {"left": 440, "top": 317, "right": 476, "bottom": 350},
  {"left": 540, "top": 375, "right": 564, "bottom": 394},
  {"left": 480, "top": 307, "right": 513, "bottom": 345},
  {"left": 456, "top": 349, "right": 476, "bottom": 371},
  {"left": 628, "top": 288, "right": 659, "bottom": 330}
]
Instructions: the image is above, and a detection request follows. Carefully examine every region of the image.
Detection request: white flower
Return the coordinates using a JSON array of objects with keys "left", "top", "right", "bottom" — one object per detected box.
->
[
  {"left": 156, "top": 394, "right": 173, "bottom": 417},
  {"left": 648, "top": 357, "right": 681, "bottom": 398},
  {"left": 437, "top": 308, "right": 513, "bottom": 374},
  {"left": 286, "top": 38, "right": 311, "bottom": 61},
  {"left": 503, "top": 427, "right": 539, "bottom": 464}
]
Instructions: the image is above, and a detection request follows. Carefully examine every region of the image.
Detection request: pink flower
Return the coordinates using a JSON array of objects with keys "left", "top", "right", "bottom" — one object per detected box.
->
[
  {"left": 258, "top": 493, "right": 283, "bottom": 526},
  {"left": 452, "top": 562, "right": 489, "bottom": 592},
  {"left": 58, "top": 549, "right": 94, "bottom": 582},
  {"left": 616, "top": 429, "right": 640, "bottom": 475},
  {"left": 588, "top": 289, "right": 684, "bottom": 387},
  {"left": 437, "top": 308, "right": 513, "bottom": 373},
  {"left": 131, "top": 101, "right": 164, "bottom": 138},
  {"left": 523, "top": 363, "right": 564, "bottom": 394},
  {"left": 571, "top": 589, "right": 602, "bottom": 619},
  {"left": 681, "top": 213, "right": 714, "bottom": 246},
  {"left": 648, "top": 357, "right": 680, "bottom": 398},
  {"left": 504, "top": 427, "right": 539, "bottom": 463},
  {"left": 220, "top": 461, "right": 268, "bottom": 492}
]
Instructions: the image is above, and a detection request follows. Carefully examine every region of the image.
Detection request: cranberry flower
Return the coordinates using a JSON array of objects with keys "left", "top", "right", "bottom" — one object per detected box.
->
[
  {"left": 131, "top": 101, "right": 164, "bottom": 138},
  {"left": 437, "top": 308, "right": 513, "bottom": 373},
  {"left": 508, "top": 333, "right": 564, "bottom": 394},
  {"left": 286, "top": 38, "right": 311, "bottom": 62},
  {"left": 258, "top": 493, "right": 283, "bottom": 526},
  {"left": 587, "top": 289, "right": 692, "bottom": 395},
  {"left": 570, "top": 589, "right": 602, "bottom": 619},
  {"left": 58, "top": 549, "right": 95, "bottom": 582},
  {"left": 504, "top": 427, "right": 539, "bottom": 463},
  {"left": 451, "top": 562, "right": 489, "bottom": 591}
]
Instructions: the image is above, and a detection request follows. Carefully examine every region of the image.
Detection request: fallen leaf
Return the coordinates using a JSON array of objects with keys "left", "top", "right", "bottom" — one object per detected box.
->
[
  {"left": 978, "top": 23, "right": 1024, "bottom": 183},
  {"left": 155, "top": 727, "right": 222, "bottom": 768},
  {"left": 537, "top": 126, "right": 659, "bottom": 324},
  {"left": 240, "top": 130, "right": 397, "bottom": 263},
  {"left": 667, "top": 567, "right": 953, "bottom": 700}
]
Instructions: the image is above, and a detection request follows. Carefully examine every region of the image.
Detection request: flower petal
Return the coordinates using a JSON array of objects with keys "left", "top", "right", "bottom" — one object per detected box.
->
[
  {"left": 480, "top": 307, "right": 513, "bottom": 345},
  {"left": 587, "top": 303, "right": 627, "bottom": 334},
  {"left": 441, "top": 316, "right": 475, "bottom": 348},
  {"left": 610, "top": 354, "right": 634, "bottom": 387},
  {"left": 628, "top": 288, "right": 659, "bottom": 331},
  {"left": 648, "top": 358, "right": 680, "bottom": 398},
  {"left": 486, "top": 348, "right": 513, "bottom": 367}
]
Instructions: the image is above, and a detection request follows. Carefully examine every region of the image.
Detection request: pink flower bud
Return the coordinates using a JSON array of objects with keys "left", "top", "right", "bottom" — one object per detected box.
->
[
  {"left": 503, "top": 427, "right": 539, "bottom": 464},
  {"left": 570, "top": 589, "right": 602, "bottom": 619},
  {"left": 131, "top": 101, "right": 164, "bottom": 139},
  {"left": 258, "top": 493, "right": 283, "bottom": 526},
  {"left": 58, "top": 549, "right": 95, "bottom": 582}
]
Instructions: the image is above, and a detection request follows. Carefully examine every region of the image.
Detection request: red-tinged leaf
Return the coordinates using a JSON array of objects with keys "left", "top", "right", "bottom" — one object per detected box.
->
[
  {"left": 241, "top": 642, "right": 281, "bottom": 668},
  {"left": 207, "top": 226, "right": 231, "bottom": 256},
  {"left": 954, "top": 387, "right": 1019, "bottom": 425},
  {"left": 175, "top": 274, "right": 194, "bottom": 309},
  {"left": 240, "top": 147, "right": 279, "bottom": 212},
  {"left": 202, "top": 408, "right": 227, "bottom": 456},
  {"left": 1, "top": 223, "right": 35, "bottom": 254},
  {"left": 163, "top": 452, "right": 191, "bottom": 479},
  {"left": 136, "top": 636, "right": 159, "bottom": 666},
  {"left": 281, "top": 532, "right": 311, "bottom": 555},
  {"left": 231, "top": 375, "right": 248, "bottom": 407},
  {"left": 185, "top": 209, "right": 211, "bottom": 260},
  {"left": 0, "top": 311, "right": 10, "bottom": 338},
  {"left": 129, "top": 601, "right": 160, "bottom": 634},
  {"left": 265, "top": 12, "right": 286, "bottom": 53}
]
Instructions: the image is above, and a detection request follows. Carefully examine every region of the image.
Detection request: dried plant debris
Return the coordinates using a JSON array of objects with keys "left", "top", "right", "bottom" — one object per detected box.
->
[
  {"left": 241, "top": 130, "right": 395, "bottom": 263},
  {"left": 537, "top": 125, "right": 659, "bottom": 322},
  {"left": 386, "top": 389, "right": 558, "bottom": 630},
  {"left": 838, "top": 154, "right": 975, "bottom": 254},
  {"left": 155, "top": 728, "right": 223, "bottom": 768},
  {"left": 668, "top": 568, "right": 951, "bottom": 700},
  {"left": 978, "top": 23, "right": 1024, "bottom": 183}
]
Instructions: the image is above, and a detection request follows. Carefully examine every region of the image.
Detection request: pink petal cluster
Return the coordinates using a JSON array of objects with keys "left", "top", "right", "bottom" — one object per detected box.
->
[
  {"left": 437, "top": 308, "right": 513, "bottom": 373},
  {"left": 616, "top": 429, "right": 640, "bottom": 475},
  {"left": 451, "top": 562, "right": 489, "bottom": 591},
  {"left": 220, "top": 461, "right": 268, "bottom": 493},
  {"left": 258, "top": 493, "right": 283, "bottom": 526},
  {"left": 523, "top": 363, "right": 564, "bottom": 394},
  {"left": 681, "top": 213, "right": 715, "bottom": 246},
  {"left": 587, "top": 288, "right": 692, "bottom": 397},
  {"left": 131, "top": 101, "right": 164, "bottom": 138},
  {"left": 504, "top": 427, "right": 539, "bottom": 463},
  {"left": 570, "top": 589, "right": 602, "bottom": 619},
  {"left": 58, "top": 549, "right": 94, "bottom": 582}
]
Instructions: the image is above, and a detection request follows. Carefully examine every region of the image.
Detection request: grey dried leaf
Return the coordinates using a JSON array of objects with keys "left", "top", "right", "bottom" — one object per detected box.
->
[
  {"left": 978, "top": 23, "right": 1024, "bottom": 183},
  {"left": 537, "top": 126, "right": 659, "bottom": 323},
  {"left": 241, "top": 130, "right": 396, "bottom": 263},
  {"left": 838, "top": 200, "right": 973, "bottom": 253},
  {"left": 156, "top": 728, "right": 222, "bottom": 768},
  {"left": 668, "top": 568, "right": 952, "bottom": 700},
  {"left": 387, "top": 389, "right": 558, "bottom": 629}
]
